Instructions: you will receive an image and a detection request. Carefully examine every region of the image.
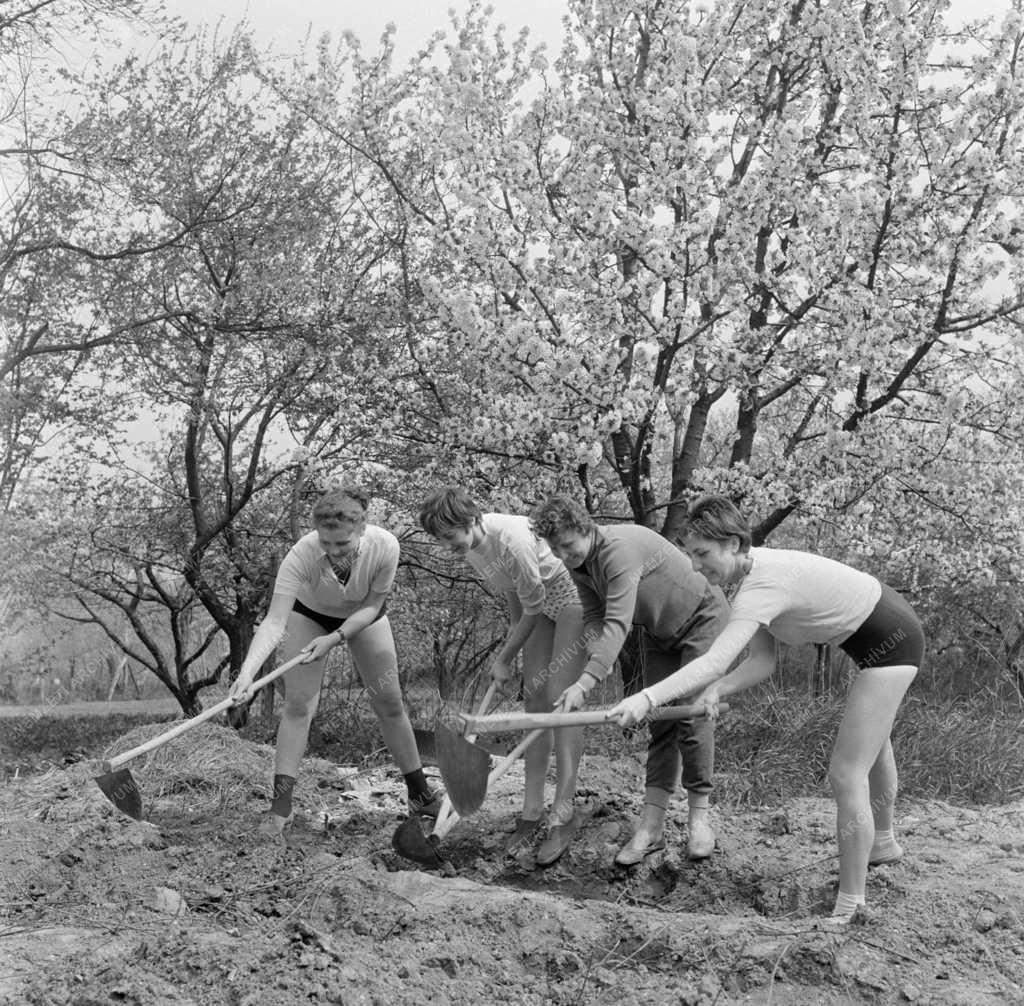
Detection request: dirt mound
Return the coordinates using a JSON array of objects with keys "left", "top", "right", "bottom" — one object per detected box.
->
[{"left": 1, "top": 725, "right": 1022, "bottom": 1005}]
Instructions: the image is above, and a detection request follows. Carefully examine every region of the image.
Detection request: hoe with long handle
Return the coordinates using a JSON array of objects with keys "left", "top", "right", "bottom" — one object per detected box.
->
[{"left": 93, "top": 652, "right": 308, "bottom": 820}]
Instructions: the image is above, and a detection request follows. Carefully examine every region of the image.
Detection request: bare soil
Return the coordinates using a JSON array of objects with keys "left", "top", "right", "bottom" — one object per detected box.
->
[{"left": 1, "top": 722, "right": 1022, "bottom": 1006}]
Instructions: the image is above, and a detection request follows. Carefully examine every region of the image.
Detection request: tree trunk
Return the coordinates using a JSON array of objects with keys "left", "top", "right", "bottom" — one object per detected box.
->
[
  {"left": 811, "top": 644, "right": 832, "bottom": 698},
  {"left": 618, "top": 628, "right": 645, "bottom": 697}
]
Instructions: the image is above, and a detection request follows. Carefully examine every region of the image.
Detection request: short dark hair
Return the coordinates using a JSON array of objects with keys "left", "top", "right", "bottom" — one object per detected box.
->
[
  {"left": 680, "top": 494, "right": 752, "bottom": 551},
  {"left": 418, "top": 487, "right": 483, "bottom": 536},
  {"left": 312, "top": 485, "right": 370, "bottom": 529},
  {"left": 530, "top": 494, "right": 595, "bottom": 540}
]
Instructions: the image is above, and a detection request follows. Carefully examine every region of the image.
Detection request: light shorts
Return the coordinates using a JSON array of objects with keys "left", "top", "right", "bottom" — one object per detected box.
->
[{"left": 541, "top": 569, "right": 582, "bottom": 620}]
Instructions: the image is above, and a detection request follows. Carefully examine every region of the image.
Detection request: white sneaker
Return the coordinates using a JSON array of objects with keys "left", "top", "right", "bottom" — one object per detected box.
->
[{"left": 687, "top": 814, "right": 716, "bottom": 859}]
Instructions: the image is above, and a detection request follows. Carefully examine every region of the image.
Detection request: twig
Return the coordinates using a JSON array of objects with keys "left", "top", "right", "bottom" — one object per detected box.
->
[
  {"left": 218, "top": 856, "right": 361, "bottom": 903},
  {"left": 758, "top": 851, "right": 840, "bottom": 882},
  {"left": 766, "top": 941, "right": 792, "bottom": 1005},
  {"left": 845, "top": 935, "right": 921, "bottom": 965}
]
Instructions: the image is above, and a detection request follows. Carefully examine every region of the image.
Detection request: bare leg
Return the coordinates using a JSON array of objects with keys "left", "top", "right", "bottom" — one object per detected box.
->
[
  {"left": 545, "top": 604, "right": 587, "bottom": 826},
  {"left": 275, "top": 614, "right": 328, "bottom": 778},
  {"left": 829, "top": 664, "right": 917, "bottom": 912},
  {"left": 868, "top": 738, "right": 898, "bottom": 833},
  {"left": 521, "top": 618, "right": 555, "bottom": 821},
  {"left": 347, "top": 616, "right": 421, "bottom": 773}
]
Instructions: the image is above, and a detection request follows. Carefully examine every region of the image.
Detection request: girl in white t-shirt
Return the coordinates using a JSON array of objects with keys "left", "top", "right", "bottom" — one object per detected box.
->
[
  {"left": 419, "top": 488, "right": 588, "bottom": 867},
  {"left": 230, "top": 487, "right": 438, "bottom": 835},
  {"left": 607, "top": 494, "right": 924, "bottom": 924}
]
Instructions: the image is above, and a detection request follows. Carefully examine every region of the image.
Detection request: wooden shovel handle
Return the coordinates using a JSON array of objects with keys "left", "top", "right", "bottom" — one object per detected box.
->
[
  {"left": 99, "top": 652, "right": 308, "bottom": 772},
  {"left": 458, "top": 701, "right": 728, "bottom": 735}
]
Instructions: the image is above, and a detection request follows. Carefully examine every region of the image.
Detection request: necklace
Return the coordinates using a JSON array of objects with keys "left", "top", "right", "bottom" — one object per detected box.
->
[
  {"left": 723, "top": 556, "right": 753, "bottom": 601},
  {"left": 328, "top": 551, "right": 358, "bottom": 585}
]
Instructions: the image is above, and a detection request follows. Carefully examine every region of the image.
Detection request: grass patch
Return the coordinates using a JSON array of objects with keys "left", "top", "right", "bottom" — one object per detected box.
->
[
  {"left": 7, "top": 682, "right": 1020, "bottom": 810},
  {"left": 713, "top": 689, "right": 1024, "bottom": 807},
  {"left": 1, "top": 709, "right": 178, "bottom": 768},
  {"left": 586, "top": 686, "right": 1024, "bottom": 808}
]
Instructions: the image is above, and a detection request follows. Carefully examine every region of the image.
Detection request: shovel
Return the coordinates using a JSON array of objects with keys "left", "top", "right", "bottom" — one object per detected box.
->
[
  {"left": 93, "top": 652, "right": 308, "bottom": 820},
  {"left": 430, "top": 680, "right": 499, "bottom": 830},
  {"left": 391, "top": 701, "right": 727, "bottom": 866},
  {"left": 391, "top": 725, "right": 545, "bottom": 867},
  {"left": 438, "top": 702, "right": 726, "bottom": 815},
  {"left": 389, "top": 680, "right": 499, "bottom": 865}
]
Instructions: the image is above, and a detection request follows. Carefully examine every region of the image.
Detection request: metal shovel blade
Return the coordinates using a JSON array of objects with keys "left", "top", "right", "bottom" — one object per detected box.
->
[
  {"left": 94, "top": 767, "right": 144, "bottom": 820},
  {"left": 435, "top": 723, "right": 492, "bottom": 817},
  {"left": 391, "top": 815, "right": 446, "bottom": 867}
]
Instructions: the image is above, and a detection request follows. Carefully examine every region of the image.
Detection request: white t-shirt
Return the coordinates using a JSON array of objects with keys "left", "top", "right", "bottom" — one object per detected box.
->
[
  {"left": 272, "top": 525, "right": 399, "bottom": 618},
  {"left": 730, "top": 547, "right": 881, "bottom": 646},
  {"left": 464, "top": 513, "right": 568, "bottom": 617}
]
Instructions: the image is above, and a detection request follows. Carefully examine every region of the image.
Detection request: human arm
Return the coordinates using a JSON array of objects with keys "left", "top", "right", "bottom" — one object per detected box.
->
[
  {"left": 490, "top": 592, "right": 542, "bottom": 693},
  {"left": 604, "top": 618, "right": 765, "bottom": 726},
  {"left": 553, "top": 552, "right": 640, "bottom": 710},
  {"left": 229, "top": 592, "right": 295, "bottom": 700},
  {"left": 693, "top": 627, "right": 777, "bottom": 719},
  {"left": 570, "top": 579, "right": 607, "bottom": 704},
  {"left": 575, "top": 538, "right": 642, "bottom": 685},
  {"left": 324, "top": 588, "right": 389, "bottom": 645}
]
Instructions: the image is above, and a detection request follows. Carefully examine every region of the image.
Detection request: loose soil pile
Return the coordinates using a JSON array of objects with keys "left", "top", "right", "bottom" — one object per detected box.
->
[{"left": 1, "top": 722, "right": 1022, "bottom": 1005}]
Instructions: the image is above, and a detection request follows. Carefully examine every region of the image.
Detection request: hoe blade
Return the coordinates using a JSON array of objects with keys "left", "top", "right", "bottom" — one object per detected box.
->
[{"left": 94, "top": 768, "right": 144, "bottom": 820}]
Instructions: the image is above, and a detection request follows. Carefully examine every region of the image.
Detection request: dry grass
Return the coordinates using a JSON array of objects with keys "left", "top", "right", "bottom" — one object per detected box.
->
[
  {"left": 891, "top": 694, "right": 1024, "bottom": 804},
  {"left": 100, "top": 721, "right": 348, "bottom": 812},
  {"left": 711, "top": 688, "right": 1024, "bottom": 807},
  {"left": 0, "top": 722, "right": 349, "bottom": 826},
  {"left": 588, "top": 684, "right": 1024, "bottom": 809}
]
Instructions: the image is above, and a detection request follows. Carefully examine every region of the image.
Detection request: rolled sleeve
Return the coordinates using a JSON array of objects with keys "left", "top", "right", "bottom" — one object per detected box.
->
[
  {"left": 369, "top": 535, "right": 399, "bottom": 594},
  {"left": 501, "top": 534, "right": 546, "bottom": 616}
]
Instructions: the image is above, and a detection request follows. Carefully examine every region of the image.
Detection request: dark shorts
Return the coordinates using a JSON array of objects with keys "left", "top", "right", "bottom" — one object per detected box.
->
[
  {"left": 840, "top": 583, "right": 925, "bottom": 669},
  {"left": 291, "top": 598, "right": 386, "bottom": 634}
]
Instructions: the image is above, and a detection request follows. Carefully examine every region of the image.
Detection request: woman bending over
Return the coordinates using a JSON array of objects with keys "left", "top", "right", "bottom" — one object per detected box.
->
[{"left": 607, "top": 495, "right": 923, "bottom": 923}]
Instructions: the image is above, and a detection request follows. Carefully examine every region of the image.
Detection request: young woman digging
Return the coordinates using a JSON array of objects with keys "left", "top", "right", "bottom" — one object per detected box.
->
[
  {"left": 606, "top": 494, "right": 924, "bottom": 924},
  {"left": 419, "top": 488, "right": 588, "bottom": 866},
  {"left": 531, "top": 494, "right": 730, "bottom": 867},
  {"left": 230, "top": 485, "right": 440, "bottom": 836}
]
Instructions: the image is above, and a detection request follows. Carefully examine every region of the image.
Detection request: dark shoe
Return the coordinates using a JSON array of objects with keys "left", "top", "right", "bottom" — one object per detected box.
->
[
  {"left": 506, "top": 816, "right": 544, "bottom": 856},
  {"left": 535, "top": 823, "right": 575, "bottom": 867},
  {"left": 408, "top": 789, "right": 444, "bottom": 818},
  {"left": 614, "top": 834, "right": 666, "bottom": 867}
]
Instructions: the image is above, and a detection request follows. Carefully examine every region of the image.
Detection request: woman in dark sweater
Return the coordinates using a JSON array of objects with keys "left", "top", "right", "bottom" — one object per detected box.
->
[{"left": 531, "top": 495, "right": 729, "bottom": 865}]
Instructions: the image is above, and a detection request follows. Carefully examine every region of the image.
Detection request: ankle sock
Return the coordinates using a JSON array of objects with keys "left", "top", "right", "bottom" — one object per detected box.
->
[
  {"left": 869, "top": 828, "right": 903, "bottom": 863},
  {"left": 687, "top": 792, "right": 710, "bottom": 816},
  {"left": 403, "top": 768, "right": 432, "bottom": 801},
  {"left": 831, "top": 890, "right": 865, "bottom": 920},
  {"left": 270, "top": 774, "right": 296, "bottom": 818}
]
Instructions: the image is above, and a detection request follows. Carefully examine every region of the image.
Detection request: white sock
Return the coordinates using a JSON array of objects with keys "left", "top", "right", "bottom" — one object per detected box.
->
[
  {"left": 869, "top": 828, "right": 903, "bottom": 862},
  {"left": 831, "top": 890, "right": 865, "bottom": 920},
  {"left": 687, "top": 792, "right": 710, "bottom": 817}
]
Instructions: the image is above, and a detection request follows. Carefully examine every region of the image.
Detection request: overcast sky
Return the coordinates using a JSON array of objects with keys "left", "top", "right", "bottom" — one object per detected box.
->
[
  {"left": 164, "top": 0, "right": 566, "bottom": 60},
  {"left": 164, "top": 0, "right": 1013, "bottom": 62}
]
